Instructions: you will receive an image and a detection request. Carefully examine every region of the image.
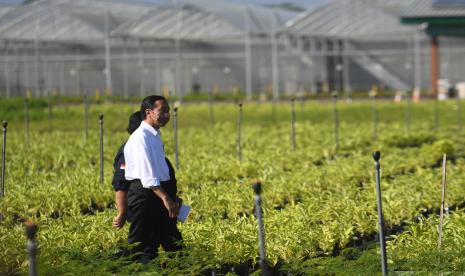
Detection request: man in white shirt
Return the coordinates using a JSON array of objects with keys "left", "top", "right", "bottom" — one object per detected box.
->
[{"left": 124, "top": 95, "right": 182, "bottom": 263}]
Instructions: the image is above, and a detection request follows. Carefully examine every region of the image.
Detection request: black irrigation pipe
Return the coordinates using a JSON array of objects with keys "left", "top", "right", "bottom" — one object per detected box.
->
[
  {"left": 291, "top": 98, "right": 296, "bottom": 151},
  {"left": 99, "top": 114, "right": 104, "bottom": 184},
  {"left": 1, "top": 121, "right": 7, "bottom": 197},
  {"left": 237, "top": 102, "right": 243, "bottom": 161},
  {"left": 84, "top": 94, "right": 89, "bottom": 142},
  {"left": 25, "top": 222, "right": 38, "bottom": 276},
  {"left": 173, "top": 107, "right": 179, "bottom": 170},
  {"left": 24, "top": 98, "right": 29, "bottom": 145},
  {"left": 373, "top": 151, "right": 387, "bottom": 275},
  {"left": 252, "top": 181, "right": 268, "bottom": 275},
  {"left": 332, "top": 92, "right": 339, "bottom": 152}
]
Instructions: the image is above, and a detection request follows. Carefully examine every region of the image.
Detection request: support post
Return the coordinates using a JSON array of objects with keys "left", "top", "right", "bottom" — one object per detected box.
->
[
  {"left": 1, "top": 121, "right": 7, "bottom": 197},
  {"left": 25, "top": 222, "right": 38, "bottom": 276},
  {"left": 237, "top": 103, "right": 243, "bottom": 161},
  {"left": 252, "top": 181, "right": 267, "bottom": 275},
  {"left": 99, "top": 114, "right": 104, "bottom": 184},
  {"left": 373, "top": 151, "right": 388, "bottom": 276},
  {"left": 431, "top": 36, "right": 439, "bottom": 97},
  {"left": 173, "top": 107, "right": 179, "bottom": 170}
]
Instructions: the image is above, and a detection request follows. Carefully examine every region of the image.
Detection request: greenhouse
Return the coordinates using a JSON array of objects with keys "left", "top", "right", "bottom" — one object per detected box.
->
[{"left": 0, "top": 0, "right": 464, "bottom": 98}]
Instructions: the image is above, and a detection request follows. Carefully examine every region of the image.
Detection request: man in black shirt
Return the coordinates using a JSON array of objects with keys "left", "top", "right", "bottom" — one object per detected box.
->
[{"left": 112, "top": 111, "right": 143, "bottom": 229}]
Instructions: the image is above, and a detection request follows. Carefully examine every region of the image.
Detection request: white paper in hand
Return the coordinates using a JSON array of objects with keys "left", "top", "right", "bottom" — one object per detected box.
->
[{"left": 177, "top": 204, "right": 191, "bottom": 223}]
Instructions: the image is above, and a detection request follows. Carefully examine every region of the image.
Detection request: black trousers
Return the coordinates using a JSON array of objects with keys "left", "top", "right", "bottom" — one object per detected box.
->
[{"left": 127, "top": 179, "right": 183, "bottom": 259}]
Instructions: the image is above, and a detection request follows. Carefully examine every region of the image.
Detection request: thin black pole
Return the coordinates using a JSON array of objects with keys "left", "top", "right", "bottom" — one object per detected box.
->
[
  {"left": 24, "top": 98, "right": 29, "bottom": 145},
  {"left": 99, "top": 114, "right": 104, "bottom": 184},
  {"left": 373, "top": 151, "right": 387, "bottom": 275},
  {"left": 252, "top": 181, "right": 267, "bottom": 275},
  {"left": 237, "top": 102, "right": 243, "bottom": 161},
  {"left": 84, "top": 94, "right": 89, "bottom": 142},
  {"left": 1, "top": 121, "right": 7, "bottom": 197},
  {"left": 25, "top": 222, "right": 38, "bottom": 276},
  {"left": 291, "top": 97, "right": 296, "bottom": 151},
  {"left": 372, "top": 93, "right": 378, "bottom": 139},
  {"left": 173, "top": 107, "right": 179, "bottom": 170},
  {"left": 332, "top": 92, "right": 339, "bottom": 151}
]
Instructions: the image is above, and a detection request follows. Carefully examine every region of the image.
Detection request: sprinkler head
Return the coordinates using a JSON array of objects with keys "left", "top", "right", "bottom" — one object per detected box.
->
[
  {"left": 372, "top": 151, "right": 381, "bottom": 161},
  {"left": 238, "top": 102, "right": 243, "bottom": 108},
  {"left": 252, "top": 180, "right": 262, "bottom": 195},
  {"left": 99, "top": 114, "right": 104, "bottom": 120},
  {"left": 174, "top": 107, "right": 178, "bottom": 113},
  {"left": 2, "top": 121, "right": 7, "bottom": 128},
  {"left": 25, "top": 221, "right": 38, "bottom": 240}
]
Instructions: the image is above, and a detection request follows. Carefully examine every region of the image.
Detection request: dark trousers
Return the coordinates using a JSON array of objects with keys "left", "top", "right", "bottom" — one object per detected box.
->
[{"left": 127, "top": 179, "right": 183, "bottom": 259}]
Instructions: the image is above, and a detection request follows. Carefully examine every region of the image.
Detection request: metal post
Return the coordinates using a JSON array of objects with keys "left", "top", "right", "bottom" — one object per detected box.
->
[
  {"left": 123, "top": 38, "right": 128, "bottom": 98},
  {"left": 332, "top": 92, "right": 339, "bottom": 151},
  {"left": 175, "top": 5, "right": 183, "bottom": 102},
  {"left": 104, "top": 12, "right": 112, "bottom": 96},
  {"left": 252, "top": 181, "right": 267, "bottom": 275},
  {"left": 270, "top": 12, "right": 279, "bottom": 102},
  {"left": 138, "top": 40, "right": 145, "bottom": 98},
  {"left": 237, "top": 103, "right": 243, "bottom": 161},
  {"left": 84, "top": 95, "right": 89, "bottom": 142},
  {"left": 291, "top": 98, "right": 296, "bottom": 151},
  {"left": 99, "top": 114, "right": 104, "bottom": 184},
  {"left": 25, "top": 221, "right": 38, "bottom": 276},
  {"left": 373, "top": 151, "right": 387, "bottom": 275},
  {"left": 438, "top": 154, "right": 447, "bottom": 249},
  {"left": 1, "top": 121, "right": 7, "bottom": 197},
  {"left": 24, "top": 98, "right": 29, "bottom": 145},
  {"left": 173, "top": 107, "right": 179, "bottom": 170},
  {"left": 244, "top": 8, "right": 252, "bottom": 101}
]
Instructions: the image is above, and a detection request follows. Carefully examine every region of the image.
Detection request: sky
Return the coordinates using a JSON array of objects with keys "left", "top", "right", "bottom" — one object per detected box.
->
[{"left": 0, "top": 0, "right": 329, "bottom": 8}]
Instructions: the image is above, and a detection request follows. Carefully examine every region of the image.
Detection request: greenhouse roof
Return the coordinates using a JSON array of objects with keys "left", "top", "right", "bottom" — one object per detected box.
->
[
  {"left": 0, "top": 0, "right": 295, "bottom": 42},
  {"left": 112, "top": 5, "right": 244, "bottom": 40},
  {"left": 0, "top": 0, "right": 162, "bottom": 42},
  {"left": 401, "top": 0, "right": 465, "bottom": 36},
  {"left": 284, "top": 0, "right": 416, "bottom": 39},
  {"left": 113, "top": 0, "right": 296, "bottom": 40}
]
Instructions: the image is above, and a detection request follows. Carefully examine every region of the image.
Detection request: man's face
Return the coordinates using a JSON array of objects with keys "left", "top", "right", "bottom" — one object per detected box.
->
[{"left": 147, "top": 100, "right": 170, "bottom": 128}]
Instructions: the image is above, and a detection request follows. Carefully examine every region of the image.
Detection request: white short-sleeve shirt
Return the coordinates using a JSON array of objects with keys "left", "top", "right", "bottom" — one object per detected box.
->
[{"left": 124, "top": 121, "right": 170, "bottom": 188}]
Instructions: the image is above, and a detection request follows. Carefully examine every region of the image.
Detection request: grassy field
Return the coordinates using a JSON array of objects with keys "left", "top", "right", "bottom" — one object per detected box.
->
[{"left": 0, "top": 96, "right": 464, "bottom": 275}]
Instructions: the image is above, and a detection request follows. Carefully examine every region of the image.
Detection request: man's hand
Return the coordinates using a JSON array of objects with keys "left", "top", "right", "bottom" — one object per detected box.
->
[
  {"left": 113, "top": 212, "right": 127, "bottom": 229},
  {"left": 163, "top": 197, "right": 180, "bottom": 219}
]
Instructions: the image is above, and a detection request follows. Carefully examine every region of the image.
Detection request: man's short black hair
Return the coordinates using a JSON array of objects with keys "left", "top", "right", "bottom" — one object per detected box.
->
[
  {"left": 140, "top": 95, "right": 167, "bottom": 119},
  {"left": 127, "top": 111, "right": 142, "bottom": 134}
]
